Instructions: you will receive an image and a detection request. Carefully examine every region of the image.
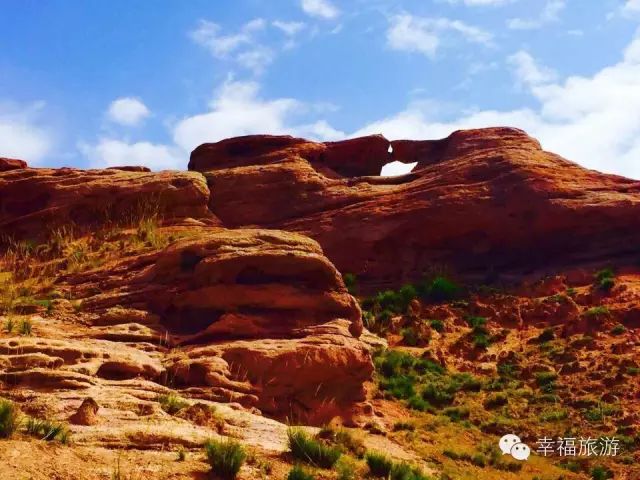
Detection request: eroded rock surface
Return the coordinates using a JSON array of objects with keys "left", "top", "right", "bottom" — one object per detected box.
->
[
  {"left": 0, "top": 167, "right": 217, "bottom": 241},
  {"left": 189, "top": 128, "right": 640, "bottom": 290},
  {"left": 25, "top": 228, "right": 370, "bottom": 424}
]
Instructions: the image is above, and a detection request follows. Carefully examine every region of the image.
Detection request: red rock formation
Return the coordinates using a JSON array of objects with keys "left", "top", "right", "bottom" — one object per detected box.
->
[
  {"left": 0, "top": 167, "right": 217, "bottom": 241},
  {"left": 0, "top": 157, "right": 28, "bottom": 172},
  {"left": 62, "top": 228, "right": 370, "bottom": 423},
  {"left": 189, "top": 128, "right": 640, "bottom": 290},
  {"left": 106, "top": 166, "right": 151, "bottom": 172}
]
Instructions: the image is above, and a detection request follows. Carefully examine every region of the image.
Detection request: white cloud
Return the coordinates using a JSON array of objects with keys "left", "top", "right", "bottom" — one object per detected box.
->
[
  {"left": 508, "top": 0, "right": 566, "bottom": 30},
  {"left": 190, "top": 19, "right": 265, "bottom": 57},
  {"left": 508, "top": 50, "right": 557, "bottom": 87},
  {"left": 79, "top": 139, "right": 183, "bottom": 170},
  {"left": 190, "top": 19, "right": 273, "bottom": 74},
  {"left": 272, "top": 20, "right": 306, "bottom": 36},
  {"left": 172, "top": 79, "right": 344, "bottom": 152},
  {"left": 81, "top": 78, "right": 345, "bottom": 170},
  {"left": 623, "top": 0, "right": 640, "bottom": 15},
  {"left": 0, "top": 101, "right": 53, "bottom": 163},
  {"left": 107, "top": 97, "right": 150, "bottom": 126},
  {"left": 237, "top": 46, "right": 275, "bottom": 74},
  {"left": 301, "top": 0, "right": 339, "bottom": 19},
  {"left": 387, "top": 14, "right": 493, "bottom": 58},
  {"left": 293, "top": 120, "right": 345, "bottom": 141},
  {"left": 355, "top": 32, "right": 640, "bottom": 180}
]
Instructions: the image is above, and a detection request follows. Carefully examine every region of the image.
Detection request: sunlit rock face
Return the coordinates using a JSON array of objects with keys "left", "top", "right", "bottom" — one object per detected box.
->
[{"left": 189, "top": 128, "right": 640, "bottom": 291}]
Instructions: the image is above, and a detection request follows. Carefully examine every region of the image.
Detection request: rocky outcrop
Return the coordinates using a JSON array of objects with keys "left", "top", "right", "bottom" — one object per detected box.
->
[
  {"left": 0, "top": 157, "right": 28, "bottom": 172},
  {"left": 0, "top": 167, "right": 217, "bottom": 242},
  {"left": 59, "top": 228, "right": 369, "bottom": 423},
  {"left": 189, "top": 128, "right": 640, "bottom": 289}
]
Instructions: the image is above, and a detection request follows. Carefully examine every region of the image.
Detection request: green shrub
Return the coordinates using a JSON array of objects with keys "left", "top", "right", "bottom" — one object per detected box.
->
[
  {"left": 204, "top": 438, "right": 246, "bottom": 479},
  {"left": 451, "top": 372, "right": 482, "bottom": 392},
  {"left": 585, "top": 306, "right": 610, "bottom": 318},
  {"left": 398, "top": 284, "right": 418, "bottom": 311},
  {"left": 24, "top": 417, "right": 69, "bottom": 443},
  {"left": 595, "top": 269, "right": 615, "bottom": 292},
  {"left": 583, "top": 403, "right": 620, "bottom": 422},
  {"left": 627, "top": 366, "right": 640, "bottom": 375},
  {"left": 3, "top": 316, "right": 14, "bottom": 333},
  {"left": 430, "top": 319, "right": 444, "bottom": 332},
  {"left": 470, "top": 454, "right": 486, "bottom": 468},
  {"left": 406, "top": 396, "right": 431, "bottom": 412},
  {"left": 472, "top": 334, "right": 490, "bottom": 349},
  {"left": 377, "top": 350, "right": 416, "bottom": 378},
  {"left": 611, "top": 324, "right": 626, "bottom": 335},
  {"left": 376, "top": 290, "right": 405, "bottom": 314},
  {"left": 443, "top": 407, "right": 470, "bottom": 422},
  {"left": 413, "top": 358, "right": 445, "bottom": 375},
  {"left": 380, "top": 375, "right": 416, "bottom": 399},
  {"left": 423, "top": 276, "right": 460, "bottom": 302},
  {"left": 421, "top": 382, "right": 455, "bottom": 406},
  {"left": 376, "top": 310, "right": 394, "bottom": 330},
  {"left": 319, "top": 427, "right": 365, "bottom": 458},
  {"left": 287, "top": 428, "right": 341, "bottom": 468},
  {"left": 535, "top": 372, "right": 558, "bottom": 387},
  {"left": 484, "top": 393, "right": 508, "bottom": 409},
  {"left": 466, "top": 316, "right": 487, "bottom": 329},
  {"left": 537, "top": 328, "right": 555, "bottom": 343},
  {"left": 343, "top": 273, "right": 358, "bottom": 295},
  {"left": 591, "top": 465, "right": 613, "bottom": 480},
  {"left": 158, "top": 393, "right": 188, "bottom": 414},
  {"left": 0, "top": 398, "right": 20, "bottom": 438},
  {"left": 390, "top": 462, "right": 430, "bottom": 480},
  {"left": 19, "top": 318, "right": 32, "bottom": 336},
  {"left": 466, "top": 316, "right": 492, "bottom": 349},
  {"left": 287, "top": 465, "right": 315, "bottom": 480},
  {"left": 497, "top": 362, "right": 517, "bottom": 378},
  {"left": 401, "top": 327, "right": 419, "bottom": 346},
  {"left": 393, "top": 421, "right": 416, "bottom": 431},
  {"left": 336, "top": 457, "right": 358, "bottom": 480},
  {"left": 558, "top": 460, "right": 582, "bottom": 473},
  {"left": 539, "top": 409, "right": 568, "bottom": 422},
  {"left": 366, "top": 452, "right": 393, "bottom": 477}
]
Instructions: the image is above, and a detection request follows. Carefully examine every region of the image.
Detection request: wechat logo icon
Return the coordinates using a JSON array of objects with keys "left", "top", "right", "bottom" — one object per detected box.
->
[{"left": 499, "top": 434, "right": 531, "bottom": 461}]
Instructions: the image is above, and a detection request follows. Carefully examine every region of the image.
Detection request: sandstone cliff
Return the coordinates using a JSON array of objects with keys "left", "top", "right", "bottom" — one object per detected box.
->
[{"left": 189, "top": 128, "right": 640, "bottom": 290}]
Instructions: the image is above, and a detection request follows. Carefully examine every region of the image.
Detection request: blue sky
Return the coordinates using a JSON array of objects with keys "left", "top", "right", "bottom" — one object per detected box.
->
[{"left": 2, "top": 0, "right": 640, "bottom": 178}]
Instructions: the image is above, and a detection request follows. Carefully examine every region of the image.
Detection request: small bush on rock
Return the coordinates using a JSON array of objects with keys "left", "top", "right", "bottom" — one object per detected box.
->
[
  {"left": 288, "top": 428, "right": 341, "bottom": 468},
  {"left": 287, "top": 465, "right": 315, "bottom": 480},
  {"left": 0, "top": 398, "right": 20, "bottom": 438},
  {"left": 204, "top": 438, "right": 246, "bottom": 479},
  {"left": 158, "top": 393, "right": 188, "bottom": 414},
  {"left": 366, "top": 452, "right": 393, "bottom": 477}
]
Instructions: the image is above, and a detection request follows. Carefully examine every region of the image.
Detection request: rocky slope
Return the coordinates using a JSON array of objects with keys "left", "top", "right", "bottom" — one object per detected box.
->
[
  {"left": 189, "top": 128, "right": 640, "bottom": 291},
  {"left": 0, "top": 127, "right": 638, "bottom": 479}
]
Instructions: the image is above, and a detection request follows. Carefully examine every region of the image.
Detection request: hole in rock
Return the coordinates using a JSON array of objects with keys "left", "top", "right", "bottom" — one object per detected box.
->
[
  {"left": 380, "top": 161, "right": 418, "bottom": 177},
  {"left": 96, "top": 362, "right": 141, "bottom": 380},
  {"left": 180, "top": 250, "right": 203, "bottom": 272},
  {"left": 161, "top": 306, "right": 224, "bottom": 335}
]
